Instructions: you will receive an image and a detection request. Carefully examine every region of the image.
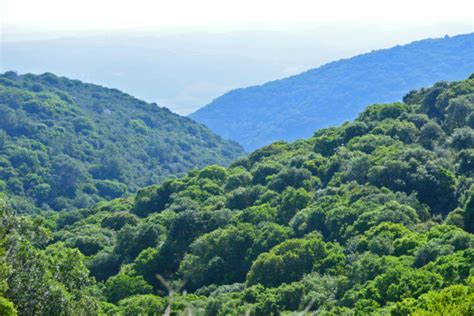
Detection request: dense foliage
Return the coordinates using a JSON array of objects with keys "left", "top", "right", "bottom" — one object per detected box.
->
[
  {"left": 0, "top": 72, "right": 244, "bottom": 213},
  {"left": 191, "top": 33, "right": 474, "bottom": 150},
  {"left": 2, "top": 76, "right": 474, "bottom": 315}
]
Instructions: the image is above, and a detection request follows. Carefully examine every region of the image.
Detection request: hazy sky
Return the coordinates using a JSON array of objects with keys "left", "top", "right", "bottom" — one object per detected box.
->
[{"left": 2, "top": 0, "right": 473, "bottom": 35}]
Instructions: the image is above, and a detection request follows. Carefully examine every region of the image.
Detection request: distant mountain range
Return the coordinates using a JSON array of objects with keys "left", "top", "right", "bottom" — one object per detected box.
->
[
  {"left": 0, "top": 72, "right": 244, "bottom": 213},
  {"left": 190, "top": 33, "right": 474, "bottom": 150},
  {"left": 0, "top": 29, "right": 367, "bottom": 115}
]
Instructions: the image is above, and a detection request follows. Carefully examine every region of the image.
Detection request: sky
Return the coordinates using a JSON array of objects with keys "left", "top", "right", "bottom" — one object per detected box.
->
[
  {"left": 2, "top": 0, "right": 473, "bottom": 36},
  {"left": 1, "top": 0, "right": 473, "bottom": 114}
]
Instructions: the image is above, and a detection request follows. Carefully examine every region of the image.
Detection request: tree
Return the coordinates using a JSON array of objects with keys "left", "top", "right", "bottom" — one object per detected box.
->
[
  {"left": 104, "top": 274, "right": 153, "bottom": 304},
  {"left": 94, "top": 180, "right": 127, "bottom": 199},
  {"left": 450, "top": 127, "right": 474, "bottom": 150},
  {"left": 278, "top": 187, "right": 312, "bottom": 223},
  {"left": 118, "top": 294, "right": 166, "bottom": 316},
  {"left": 179, "top": 224, "right": 257, "bottom": 290},
  {"left": 313, "top": 128, "right": 342, "bottom": 156},
  {"left": 373, "top": 120, "right": 419, "bottom": 144},
  {"left": 346, "top": 266, "right": 443, "bottom": 306},
  {"left": 132, "top": 180, "right": 179, "bottom": 217},
  {"left": 464, "top": 189, "right": 474, "bottom": 233},
  {"left": 420, "top": 81, "right": 448, "bottom": 119},
  {"left": 0, "top": 129, "right": 7, "bottom": 150},
  {"left": 0, "top": 195, "right": 17, "bottom": 316},
  {"left": 50, "top": 155, "right": 87, "bottom": 198},
  {"left": 226, "top": 185, "right": 266, "bottom": 210},
  {"left": 445, "top": 96, "right": 472, "bottom": 130},
  {"left": 101, "top": 212, "right": 139, "bottom": 231},
  {"left": 270, "top": 167, "right": 312, "bottom": 192},
  {"left": 114, "top": 221, "right": 165, "bottom": 260},
  {"left": 352, "top": 202, "right": 420, "bottom": 235},
  {"left": 251, "top": 161, "right": 282, "bottom": 185},
  {"left": 6, "top": 238, "right": 97, "bottom": 314},
  {"left": 247, "top": 235, "right": 326, "bottom": 287},
  {"left": 394, "top": 281, "right": 474, "bottom": 315},
  {"left": 419, "top": 121, "right": 444, "bottom": 149},
  {"left": 457, "top": 149, "right": 474, "bottom": 174}
]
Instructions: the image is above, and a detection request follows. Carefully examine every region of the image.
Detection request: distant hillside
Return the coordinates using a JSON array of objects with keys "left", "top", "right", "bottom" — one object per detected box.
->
[
  {"left": 190, "top": 33, "right": 474, "bottom": 150},
  {"left": 4, "top": 27, "right": 452, "bottom": 115},
  {"left": 0, "top": 72, "right": 244, "bottom": 213}
]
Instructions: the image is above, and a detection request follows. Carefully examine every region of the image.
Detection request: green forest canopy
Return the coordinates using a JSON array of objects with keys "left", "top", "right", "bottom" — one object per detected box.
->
[
  {"left": 0, "top": 72, "right": 244, "bottom": 214},
  {"left": 1, "top": 76, "right": 474, "bottom": 315}
]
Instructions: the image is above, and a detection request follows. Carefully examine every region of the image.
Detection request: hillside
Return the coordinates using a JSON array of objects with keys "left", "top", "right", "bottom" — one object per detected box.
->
[
  {"left": 2, "top": 76, "right": 473, "bottom": 314},
  {"left": 190, "top": 33, "right": 474, "bottom": 150},
  {"left": 0, "top": 72, "right": 244, "bottom": 213}
]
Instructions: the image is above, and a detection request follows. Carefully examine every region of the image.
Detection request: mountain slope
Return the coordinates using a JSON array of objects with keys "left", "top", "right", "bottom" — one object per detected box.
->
[
  {"left": 190, "top": 33, "right": 474, "bottom": 150},
  {"left": 0, "top": 72, "right": 244, "bottom": 213},
  {"left": 4, "top": 76, "right": 472, "bottom": 314}
]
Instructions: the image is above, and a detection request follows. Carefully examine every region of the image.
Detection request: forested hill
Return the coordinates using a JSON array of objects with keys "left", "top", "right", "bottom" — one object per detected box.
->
[
  {"left": 190, "top": 33, "right": 474, "bottom": 150},
  {"left": 2, "top": 76, "right": 473, "bottom": 315},
  {"left": 0, "top": 72, "right": 244, "bottom": 213}
]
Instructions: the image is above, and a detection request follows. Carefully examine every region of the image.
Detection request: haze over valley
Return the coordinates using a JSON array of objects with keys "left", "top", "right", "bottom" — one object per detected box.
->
[{"left": 2, "top": 21, "right": 472, "bottom": 114}]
